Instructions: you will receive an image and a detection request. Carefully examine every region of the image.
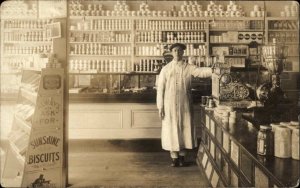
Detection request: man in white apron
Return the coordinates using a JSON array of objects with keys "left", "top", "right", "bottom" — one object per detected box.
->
[{"left": 157, "top": 43, "right": 212, "bottom": 167}]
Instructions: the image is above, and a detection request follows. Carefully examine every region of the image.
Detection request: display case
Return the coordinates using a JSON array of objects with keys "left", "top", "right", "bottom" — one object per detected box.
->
[{"left": 197, "top": 107, "right": 300, "bottom": 187}]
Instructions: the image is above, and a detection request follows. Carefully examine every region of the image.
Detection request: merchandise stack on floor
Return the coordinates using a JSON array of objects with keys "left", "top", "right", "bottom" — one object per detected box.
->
[{"left": 68, "top": 139, "right": 209, "bottom": 187}]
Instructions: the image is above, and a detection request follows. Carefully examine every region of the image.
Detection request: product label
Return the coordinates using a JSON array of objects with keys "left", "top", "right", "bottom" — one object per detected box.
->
[
  {"left": 25, "top": 130, "right": 62, "bottom": 171},
  {"left": 43, "top": 75, "right": 61, "bottom": 90}
]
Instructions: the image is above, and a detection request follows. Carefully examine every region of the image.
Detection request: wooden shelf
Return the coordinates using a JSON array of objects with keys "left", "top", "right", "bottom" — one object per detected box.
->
[
  {"left": 69, "top": 15, "right": 210, "bottom": 21},
  {"left": 0, "top": 93, "right": 18, "bottom": 101},
  {"left": 69, "top": 70, "right": 158, "bottom": 75},
  {"left": 4, "top": 41, "right": 52, "bottom": 44},
  {"left": 3, "top": 54, "right": 42, "bottom": 57},
  {"left": 210, "top": 42, "right": 255, "bottom": 45},
  {"left": 266, "top": 42, "right": 298, "bottom": 44},
  {"left": 0, "top": 71, "right": 22, "bottom": 75},
  {"left": 135, "top": 29, "right": 207, "bottom": 32},
  {"left": 1, "top": 17, "right": 38, "bottom": 20},
  {"left": 135, "top": 55, "right": 164, "bottom": 57},
  {"left": 14, "top": 114, "right": 32, "bottom": 134},
  {"left": 224, "top": 55, "right": 248, "bottom": 57},
  {"left": 69, "top": 54, "right": 132, "bottom": 57},
  {"left": 210, "top": 29, "right": 263, "bottom": 32},
  {"left": 69, "top": 41, "right": 131, "bottom": 44},
  {"left": 69, "top": 16, "right": 265, "bottom": 21},
  {"left": 9, "top": 142, "right": 25, "bottom": 165},
  {"left": 22, "top": 68, "right": 42, "bottom": 73},
  {"left": 266, "top": 17, "right": 299, "bottom": 20},
  {"left": 3, "top": 28, "right": 45, "bottom": 31},
  {"left": 20, "top": 88, "right": 37, "bottom": 104},
  {"left": 268, "top": 29, "right": 298, "bottom": 32},
  {"left": 214, "top": 17, "right": 264, "bottom": 21},
  {"left": 70, "top": 29, "right": 132, "bottom": 32},
  {"left": 135, "top": 42, "right": 206, "bottom": 44}
]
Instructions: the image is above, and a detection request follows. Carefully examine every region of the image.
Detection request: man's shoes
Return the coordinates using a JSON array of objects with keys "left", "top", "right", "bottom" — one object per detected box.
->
[
  {"left": 171, "top": 158, "right": 179, "bottom": 167},
  {"left": 178, "top": 156, "right": 185, "bottom": 167}
]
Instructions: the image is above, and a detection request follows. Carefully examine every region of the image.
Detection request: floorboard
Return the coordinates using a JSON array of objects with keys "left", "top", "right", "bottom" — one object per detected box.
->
[{"left": 68, "top": 140, "right": 209, "bottom": 188}]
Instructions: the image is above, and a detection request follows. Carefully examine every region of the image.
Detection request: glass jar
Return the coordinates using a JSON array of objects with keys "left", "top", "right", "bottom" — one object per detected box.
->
[{"left": 257, "top": 125, "right": 273, "bottom": 156}]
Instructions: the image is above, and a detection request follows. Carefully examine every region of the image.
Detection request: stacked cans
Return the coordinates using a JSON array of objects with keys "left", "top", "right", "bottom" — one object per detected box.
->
[
  {"left": 250, "top": 5, "right": 265, "bottom": 17},
  {"left": 270, "top": 121, "right": 299, "bottom": 160},
  {"left": 280, "top": 2, "right": 299, "bottom": 17}
]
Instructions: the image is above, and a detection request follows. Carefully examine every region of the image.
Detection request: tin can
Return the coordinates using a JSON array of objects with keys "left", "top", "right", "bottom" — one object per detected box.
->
[
  {"left": 274, "top": 125, "right": 291, "bottom": 158},
  {"left": 291, "top": 126, "right": 299, "bottom": 160}
]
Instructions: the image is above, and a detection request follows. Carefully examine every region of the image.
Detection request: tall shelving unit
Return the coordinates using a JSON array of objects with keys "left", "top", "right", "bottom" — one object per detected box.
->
[
  {"left": 265, "top": 17, "right": 299, "bottom": 72},
  {"left": 67, "top": 15, "right": 270, "bottom": 99},
  {"left": 0, "top": 17, "right": 53, "bottom": 100}
]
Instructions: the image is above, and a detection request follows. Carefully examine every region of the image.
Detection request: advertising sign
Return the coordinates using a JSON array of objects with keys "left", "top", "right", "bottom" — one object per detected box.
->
[
  {"left": 32, "top": 96, "right": 63, "bottom": 129},
  {"left": 24, "top": 130, "right": 63, "bottom": 172}
]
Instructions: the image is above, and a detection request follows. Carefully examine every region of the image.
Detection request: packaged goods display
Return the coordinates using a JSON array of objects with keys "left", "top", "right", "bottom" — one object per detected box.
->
[
  {"left": 210, "top": 20, "right": 264, "bottom": 30},
  {"left": 249, "top": 4, "right": 265, "bottom": 17},
  {"left": 69, "top": 0, "right": 246, "bottom": 18},
  {"left": 70, "top": 19, "right": 132, "bottom": 31},
  {"left": 136, "top": 20, "right": 207, "bottom": 30},
  {"left": 1, "top": 1, "right": 37, "bottom": 19},
  {"left": 70, "top": 44, "right": 131, "bottom": 56},
  {"left": 1, "top": 0, "right": 298, "bottom": 99},
  {"left": 4, "top": 45, "right": 52, "bottom": 55},
  {"left": 4, "top": 20, "right": 50, "bottom": 29},
  {"left": 69, "top": 59, "right": 132, "bottom": 72},
  {"left": 1, "top": 17, "right": 53, "bottom": 98},
  {"left": 164, "top": 32, "right": 206, "bottom": 43},
  {"left": 280, "top": 2, "right": 299, "bottom": 17},
  {"left": 69, "top": 31, "right": 131, "bottom": 43}
]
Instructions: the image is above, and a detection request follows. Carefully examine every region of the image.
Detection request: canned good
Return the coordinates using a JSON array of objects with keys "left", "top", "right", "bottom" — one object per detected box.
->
[
  {"left": 291, "top": 126, "right": 299, "bottom": 160},
  {"left": 274, "top": 125, "right": 291, "bottom": 158}
]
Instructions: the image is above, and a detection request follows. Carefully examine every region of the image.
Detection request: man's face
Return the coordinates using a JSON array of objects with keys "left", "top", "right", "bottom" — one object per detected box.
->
[{"left": 172, "top": 47, "right": 184, "bottom": 61}]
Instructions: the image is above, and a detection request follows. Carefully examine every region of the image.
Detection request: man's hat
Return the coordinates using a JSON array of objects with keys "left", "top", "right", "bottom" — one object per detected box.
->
[{"left": 169, "top": 43, "right": 186, "bottom": 51}]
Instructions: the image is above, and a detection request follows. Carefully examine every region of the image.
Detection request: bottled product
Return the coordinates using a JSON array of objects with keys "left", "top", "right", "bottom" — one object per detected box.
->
[{"left": 257, "top": 125, "right": 273, "bottom": 156}]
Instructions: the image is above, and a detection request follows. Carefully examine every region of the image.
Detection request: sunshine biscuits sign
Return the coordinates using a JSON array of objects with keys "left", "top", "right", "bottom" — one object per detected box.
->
[{"left": 25, "top": 130, "right": 63, "bottom": 171}]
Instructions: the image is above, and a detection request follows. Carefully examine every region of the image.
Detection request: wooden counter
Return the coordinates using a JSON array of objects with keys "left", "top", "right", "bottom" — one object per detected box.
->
[
  {"left": 69, "top": 102, "right": 203, "bottom": 139},
  {"left": 197, "top": 107, "right": 300, "bottom": 187}
]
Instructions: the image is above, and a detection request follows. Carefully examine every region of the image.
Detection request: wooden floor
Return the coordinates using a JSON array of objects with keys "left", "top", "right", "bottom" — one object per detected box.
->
[{"left": 68, "top": 140, "right": 209, "bottom": 188}]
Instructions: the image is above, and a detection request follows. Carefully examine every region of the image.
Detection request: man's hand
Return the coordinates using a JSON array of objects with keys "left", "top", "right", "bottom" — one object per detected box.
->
[{"left": 158, "top": 108, "right": 165, "bottom": 120}]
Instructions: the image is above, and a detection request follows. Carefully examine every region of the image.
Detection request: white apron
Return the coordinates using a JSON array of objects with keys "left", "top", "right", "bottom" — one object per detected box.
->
[{"left": 157, "top": 60, "right": 212, "bottom": 151}]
